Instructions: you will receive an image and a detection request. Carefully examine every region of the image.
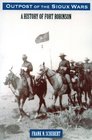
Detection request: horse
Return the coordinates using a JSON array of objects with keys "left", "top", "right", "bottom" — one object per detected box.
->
[
  {"left": 33, "top": 75, "right": 47, "bottom": 117},
  {"left": 39, "top": 63, "right": 74, "bottom": 110},
  {"left": 84, "top": 70, "right": 92, "bottom": 106},
  {"left": 70, "top": 70, "right": 82, "bottom": 106},
  {"left": 77, "top": 68, "right": 92, "bottom": 107},
  {"left": 4, "top": 68, "right": 47, "bottom": 121}
]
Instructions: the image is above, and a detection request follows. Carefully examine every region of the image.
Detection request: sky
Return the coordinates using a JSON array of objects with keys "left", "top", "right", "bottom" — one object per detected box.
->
[{"left": 0, "top": 0, "right": 92, "bottom": 92}]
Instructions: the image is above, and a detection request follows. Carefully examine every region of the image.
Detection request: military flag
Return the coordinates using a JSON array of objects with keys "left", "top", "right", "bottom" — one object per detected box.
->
[{"left": 35, "top": 32, "right": 49, "bottom": 44}]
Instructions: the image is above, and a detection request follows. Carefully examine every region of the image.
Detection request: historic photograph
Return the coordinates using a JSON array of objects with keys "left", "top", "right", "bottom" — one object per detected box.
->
[{"left": 0, "top": 0, "right": 92, "bottom": 140}]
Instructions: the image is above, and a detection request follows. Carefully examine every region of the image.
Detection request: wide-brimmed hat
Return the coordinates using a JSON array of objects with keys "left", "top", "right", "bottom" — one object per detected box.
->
[
  {"left": 85, "top": 57, "right": 90, "bottom": 61},
  {"left": 75, "top": 61, "right": 83, "bottom": 67},
  {"left": 70, "top": 60, "right": 75, "bottom": 63},
  {"left": 59, "top": 53, "right": 66, "bottom": 57},
  {"left": 22, "top": 54, "right": 27, "bottom": 59},
  {"left": 78, "top": 61, "right": 83, "bottom": 65}
]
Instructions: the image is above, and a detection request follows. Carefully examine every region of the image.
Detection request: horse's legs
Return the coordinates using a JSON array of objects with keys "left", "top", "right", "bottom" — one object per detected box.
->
[
  {"left": 68, "top": 93, "right": 75, "bottom": 106},
  {"left": 59, "top": 94, "right": 63, "bottom": 110},
  {"left": 77, "top": 88, "right": 82, "bottom": 105},
  {"left": 21, "top": 98, "right": 29, "bottom": 117},
  {"left": 18, "top": 97, "right": 28, "bottom": 122},
  {"left": 37, "top": 97, "right": 42, "bottom": 114},
  {"left": 84, "top": 91, "right": 87, "bottom": 103},
  {"left": 16, "top": 97, "right": 20, "bottom": 107},
  {"left": 17, "top": 98, "right": 23, "bottom": 120},
  {"left": 17, "top": 98, "right": 23, "bottom": 122},
  {"left": 39, "top": 96, "right": 47, "bottom": 111},
  {"left": 53, "top": 93, "right": 58, "bottom": 107},
  {"left": 52, "top": 89, "right": 59, "bottom": 106},
  {"left": 37, "top": 96, "right": 47, "bottom": 113},
  {"left": 88, "top": 89, "right": 92, "bottom": 107},
  {"left": 35, "top": 97, "right": 43, "bottom": 118},
  {"left": 79, "top": 88, "right": 83, "bottom": 105},
  {"left": 77, "top": 93, "right": 81, "bottom": 105},
  {"left": 17, "top": 98, "right": 23, "bottom": 117}
]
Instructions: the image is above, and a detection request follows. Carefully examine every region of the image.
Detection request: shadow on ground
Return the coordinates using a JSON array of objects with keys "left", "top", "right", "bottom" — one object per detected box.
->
[{"left": 0, "top": 124, "right": 23, "bottom": 139}]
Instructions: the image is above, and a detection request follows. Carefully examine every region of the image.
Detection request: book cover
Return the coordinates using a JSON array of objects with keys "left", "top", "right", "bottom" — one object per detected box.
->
[{"left": 0, "top": 0, "right": 92, "bottom": 140}]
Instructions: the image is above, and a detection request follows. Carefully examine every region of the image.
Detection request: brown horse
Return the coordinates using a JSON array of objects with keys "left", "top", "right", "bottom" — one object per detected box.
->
[
  {"left": 77, "top": 69, "right": 92, "bottom": 107},
  {"left": 4, "top": 68, "right": 47, "bottom": 121}
]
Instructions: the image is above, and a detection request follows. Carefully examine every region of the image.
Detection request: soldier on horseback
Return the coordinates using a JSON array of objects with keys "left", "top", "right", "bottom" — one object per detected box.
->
[
  {"left": 84, "top": 57, "right": 91, "bottom": 72},
  {"left": 57, "top": 53, "right": 75, "bottom": 93},
  {"left": 70, "top": 60, "right": 76, "bottom": 71},
  {"left": 21, "top": 54, "right": 34, "bottom": 100}
]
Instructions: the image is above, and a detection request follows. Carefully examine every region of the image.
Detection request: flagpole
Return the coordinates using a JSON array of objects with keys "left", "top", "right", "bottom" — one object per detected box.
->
[
  {"left": 41, "top": 44, "right": 52, "bottom": 70},
  {"left": 41, "top": 44, "right": 45, "bottom": 64},
  {"left": 35, "top": 32, "right": 52, "bottom": 69},
  {"left": 48, "top": 33, "right": 52, "bottom": 70},
  {"left": 49, "top": 47, "right": 52, "bottom": 70}
]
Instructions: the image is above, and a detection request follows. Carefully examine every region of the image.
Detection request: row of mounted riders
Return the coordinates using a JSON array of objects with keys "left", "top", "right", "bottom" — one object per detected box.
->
[
  {"left": 23, "top": 64, "right": 92, "bottom": 108},
  {"left": 39, "top": 65, "right": 92, "bottom": 108},
  {"left": 4, "top": 64, "right": 92, "bottom": 120},
  {"left": 5, "top": 66, "right": 92, "bottom": 108}
]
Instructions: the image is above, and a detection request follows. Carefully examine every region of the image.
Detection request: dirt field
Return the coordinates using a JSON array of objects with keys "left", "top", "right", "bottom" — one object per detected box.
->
[{"left": 0, "top": 83, "right": 92, "bottom": 140}]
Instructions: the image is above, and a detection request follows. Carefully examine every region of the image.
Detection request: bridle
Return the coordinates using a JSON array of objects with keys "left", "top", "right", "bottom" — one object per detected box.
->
[
  {"left": 45, "top": 68, "right": 56, "bottom": 79},
  {"left": 45, "top": 68, "right": 63, "bottom": 91}
]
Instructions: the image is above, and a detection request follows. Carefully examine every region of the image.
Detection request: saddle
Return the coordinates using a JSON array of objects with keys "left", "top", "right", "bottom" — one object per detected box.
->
[
  {"left": 56, "top": 70, "right": 68, "bottom": 84},
  {"left": 20, "top": 70, "right": 34, "bottom": 92}
]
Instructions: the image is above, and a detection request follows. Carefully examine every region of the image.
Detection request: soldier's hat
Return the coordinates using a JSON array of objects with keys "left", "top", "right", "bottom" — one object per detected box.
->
[
  {"left": 22, "top": 54, "right": 27, "bottom": 59},
  {"left": 78, "top": 61, "right": 83, "bottom": 65},
  {"left": 59, "top": 53, "right": 66, "bottom": 57},
  {"left": 84, "top": 57, "right": 90, "bottom": 61},
  {"left": 70, "top": 60, "right": 75, "bottom": 63}
]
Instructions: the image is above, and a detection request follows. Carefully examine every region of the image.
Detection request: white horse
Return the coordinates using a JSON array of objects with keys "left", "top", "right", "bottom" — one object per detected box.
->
[{"left": 39, "top": 63, "right": 74, "bottom": 110}]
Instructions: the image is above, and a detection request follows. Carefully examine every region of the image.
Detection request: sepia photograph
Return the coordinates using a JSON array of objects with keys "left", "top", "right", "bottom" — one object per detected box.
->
[{"left": 0, "top": 0, "right": 92, "bottom": 140}]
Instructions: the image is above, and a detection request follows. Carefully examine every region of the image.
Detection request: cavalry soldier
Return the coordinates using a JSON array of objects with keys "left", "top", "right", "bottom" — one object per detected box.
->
[
  {"left": 21, "top": 54, "right": 34, "bottom": 100},
  {"left": 57, "top": 53, "right": 74, "bottom": 93},
  {"left": 70, "top": 60, "right": 76, "bottom": 71},
  {"left": 84, "top": 57, "right": 91, "bottom": 72}
]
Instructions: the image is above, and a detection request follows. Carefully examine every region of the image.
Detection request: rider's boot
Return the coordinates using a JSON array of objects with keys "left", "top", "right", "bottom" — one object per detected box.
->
[{"left": 65, "top": 74, "right": 75, "bottom": 95}]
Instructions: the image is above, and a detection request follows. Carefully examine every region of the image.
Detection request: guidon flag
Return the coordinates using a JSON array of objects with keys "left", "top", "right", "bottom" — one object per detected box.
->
[{"left": 35, "top": 32, "right": 49, "bottom": 44}]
